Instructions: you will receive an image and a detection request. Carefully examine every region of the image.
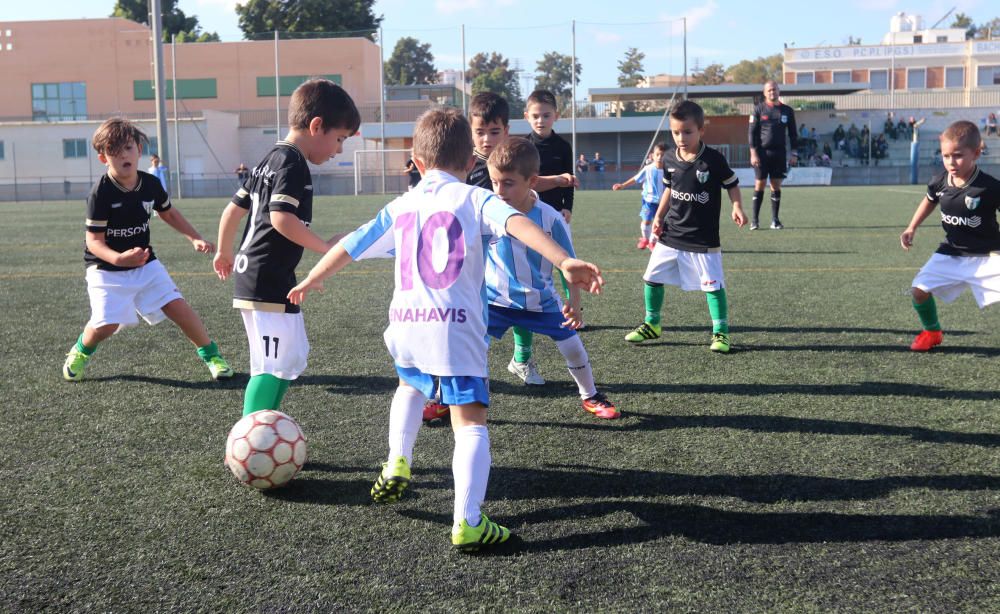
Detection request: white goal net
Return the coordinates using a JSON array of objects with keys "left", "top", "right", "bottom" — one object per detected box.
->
[{"left": 353, "top": 148, "right": 413, "bottom": 195}]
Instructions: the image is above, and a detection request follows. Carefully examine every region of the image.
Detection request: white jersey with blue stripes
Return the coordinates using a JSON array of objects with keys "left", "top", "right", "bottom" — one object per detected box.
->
[
  {"left": 341, "top": 169, "right": 520, "bottom": 377},
  {"left": 486, "top": 195, "right": 575, "bottom": 313},
  {"left": 632, "top": 163, "right": 665, "bottom": 204}
]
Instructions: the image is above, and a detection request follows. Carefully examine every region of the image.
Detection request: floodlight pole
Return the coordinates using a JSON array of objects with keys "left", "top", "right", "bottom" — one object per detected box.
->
[
  {"left": 379, "top": 26, "right": 387, "bottom": 194},
  {"left": 150, "top": 0, "right": 171, "bottom": 190},
  {"left": 460, "top": 25, "right": 467, "bottom": 114},
  {"left": 571, "top": 20, "right": 577, "bottom": 164},
  {"left": 274, "top": 31, "right": 281, "bottom": 137},
  {"left": 683, "top": 17, "right": 688, "bottom": 100},
  {"left": 171, "top": 34, "right": 182, "bottom": 198}
]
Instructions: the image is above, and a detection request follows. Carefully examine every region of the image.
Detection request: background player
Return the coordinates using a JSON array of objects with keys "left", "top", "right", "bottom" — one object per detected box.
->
[
  {"left": 213, "top": 79, "right": 360, "bottom": 416},
  {"left": 62, "top": 118, "right": 232, "bottom": 382},
  {"left": 486, "top": 138, "right": 619, "bottom": 419},
  {"left": 625, "top": 100, "right": 746, "bottom": 352},
  {"left": 286, "top": 108, "right": 604, "bottom": 552},
  {"left": 748, "top": 80, "right": 798, "bottom": 230},
  {"left": 900, "top": 120, "right": 1000, "bottom": 351},
  {"left": 613, "top": 142, "right": 667, "bottom": 250}
]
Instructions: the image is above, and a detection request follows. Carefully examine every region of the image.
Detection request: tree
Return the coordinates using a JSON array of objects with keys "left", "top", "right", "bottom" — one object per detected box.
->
[
  {"left": 690, "top": 63, "right": 726, "bottom": 86},
  {"left": 972, "top": 17, "right": 1000, "bottom": 39},
  {"left": 725, "top": 54, "right": 783, "bottom": 84},
  {"left": 951, "top": 12, "right": 977, "bottom": 39},
  {"left": 466, "top": 52, "right": 523, "bottom": 114},
  {"left": 384, "top": 37, "right": 437, "bottom": 86},
  {"left": 235, "top": 0, "right": 382, "bottom": 40},
  {"left": 617, "top": 47, "right": 645, "bottom": 88},
  {"left": 112, "top": 0, "right": 220, "bottom": 42},
  {"left": 534, "top": 52, "right": 580, "bottom": 109}
]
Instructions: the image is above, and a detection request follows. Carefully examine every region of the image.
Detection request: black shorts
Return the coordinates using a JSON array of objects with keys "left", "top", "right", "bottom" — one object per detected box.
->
[{"left": 754, "top": 150, "right": 787, "bottom": 181}]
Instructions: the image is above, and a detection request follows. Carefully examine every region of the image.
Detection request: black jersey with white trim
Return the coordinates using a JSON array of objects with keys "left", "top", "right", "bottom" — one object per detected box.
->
[
  {"left": 926, "top": 168, "right": 1000, "bottom": 256},
  {"left": 84, "top": 171, "right": 171, "bottom": 271},
  {"left": 230, "top": 141, "right": 313, "bottom": 313},
  {"left": 467, "top": 150, "right": 492, "bottom": 189},
  {"left": 749, "top": 101, "right": 798, "bottom": 153},
  {"left": 659, "top": 144, "right": 739, "bottom": 252}
]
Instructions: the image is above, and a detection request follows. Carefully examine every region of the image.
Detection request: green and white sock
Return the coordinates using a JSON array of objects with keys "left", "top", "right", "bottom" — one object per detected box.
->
[
  {"left": 243, "top": 374, "right": 290, "bottom": 416},
  {"left": 706, "top": 289, "right": 729, "bottom": 334},
  {"left": 644, "top": 283, "right": 664, "bottom": 325},
  {"left": 196, "top": 340, "right": 220, "bottom": 363},
  {"left": 512, "top": 327, "right": 533, "bottom": 363},
  {"left": 75, "top": 333, "right": 96, "bottom": 356},
  {"left": 912, "top": 296, "right": 941, "bottom": 331}
]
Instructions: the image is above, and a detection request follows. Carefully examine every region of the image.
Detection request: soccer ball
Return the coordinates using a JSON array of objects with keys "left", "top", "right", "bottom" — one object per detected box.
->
[{"left": 225, "top": 410, "right": 307, "bottom": 489}]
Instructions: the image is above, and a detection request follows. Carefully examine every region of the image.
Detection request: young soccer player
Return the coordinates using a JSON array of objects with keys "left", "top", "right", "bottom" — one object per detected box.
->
[
  {"left": 900, "top": 120, "right": 1000, "bottom": 351},
  {"left": 286, "top": 108, "right": 604, "bottom": 552},
  {"left": 625, "top": 100, "right": 746, "bottom": 352},
  {"left": 213, "top": 79, "right": 360, "bottom": 416},
  {"left": 613, "top": 142, "right": 667, "bottom": 250},
  {"left": 62, "top": 118, "right": 232, "bottom": 382},
  {"left": 487, "top": 138, "right": 619, "bottom": 419}
]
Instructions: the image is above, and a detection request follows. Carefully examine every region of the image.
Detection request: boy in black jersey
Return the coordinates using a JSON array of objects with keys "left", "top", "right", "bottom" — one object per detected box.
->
[
  {"left": 213, "top": 79, "right": 360, "bottom": 415},
  {"left": 900, "top": 120, "right": 1000, "bottom": 351},
  {"left": 62, "top": 118, "right": 232, "bottom": 382},
  {"left": 625, "top": 100, "right": 746, "bottom": 352}
]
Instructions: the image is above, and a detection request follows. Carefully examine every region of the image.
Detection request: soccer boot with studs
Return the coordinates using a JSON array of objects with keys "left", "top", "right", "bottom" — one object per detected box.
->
[
  {"left": 625, "top": 321, "right": 662, "bottom": 343},
  {"left": 62, "top": 347, "right": 92, "bottom": 382},
  {"left": 710, "top": 332, "right": 731, "bottom": 353},
  {"left": 910, "top": 329, "right": 943, "bottom": 352},
  {"left": 371, "top": 455, "right": 411, "bottom": 503},
  {"left": 206, "top": 355, "right": 234, "bottom": 380},
  {"left": 508, "top": 357, "right": 545, "bottom": 385},
  {"left": 582, "top": 392, "right": 620, "bottom": 419},
  {"left": 422, "top": 400, "right": 451, "bottom": 422},
  {"left": 451, "top": 513, "right": 511, "bottom": 553}
]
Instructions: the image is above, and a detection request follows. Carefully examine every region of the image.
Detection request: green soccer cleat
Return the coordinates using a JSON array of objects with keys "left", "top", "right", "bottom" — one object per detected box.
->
[
  {"left": 625, "top": 322, "right": 662, "bottom": 343},
  {"left": 710, "top": 332, "right": 731, "bottom": 353},
  {"left": 206, "top": 355, "right": 234, "bottom": 380},
  {"left": 62, "top": 347, "right": 91, "bottom": 382},
  {"left": 371, "top": 455, "right": 411, "bottom": 503},
  {"left": 451, "top": 513, "right": 511, "bottom": 553}
]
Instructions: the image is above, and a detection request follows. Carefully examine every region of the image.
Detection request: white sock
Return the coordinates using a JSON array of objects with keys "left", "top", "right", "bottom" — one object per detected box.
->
[
  {"left": 556, "top": 335, "right": 597, "bottom": 399},
  {"left": 388, "top": 384, "right": 426, "bottom": 465},
  {"left": 640, "top": 222, "right": 652, "bottom": 240},
  {"left": 453, "top": 424, "right": 490, "bottom": 527}
]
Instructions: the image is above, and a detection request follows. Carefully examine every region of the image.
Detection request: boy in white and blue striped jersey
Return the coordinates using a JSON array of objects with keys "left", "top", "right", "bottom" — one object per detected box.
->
[{"left": 486, "top": 138, "right": 619, "bottom": 419}]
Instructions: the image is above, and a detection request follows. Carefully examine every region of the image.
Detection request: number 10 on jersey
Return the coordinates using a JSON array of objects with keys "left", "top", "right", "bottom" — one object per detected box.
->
[{"left": 396, "top": 211, "right": 465, "bottom": 291}]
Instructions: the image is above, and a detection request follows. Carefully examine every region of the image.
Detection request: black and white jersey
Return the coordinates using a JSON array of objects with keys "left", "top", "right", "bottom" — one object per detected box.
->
[
  {"left": 749, "top": 101, "right": 798, "bottom": 153},
  {"left": 660, "top": 144, "right": 739, "bottom": 252},
  {"left": 84, "top": 171, "right": 171, "bottom": 271},
  {"left": 527, "top": 130, "right": 574, "bottom": 211},
  {"left": 230, "top": 141, "right": 313, "bottom": 314},
  {"left": 926, "top": 168, "right": 1000, "bottom": 256},
  {"left": 467, "top": 150, "right": 492, "bottom": 190}
]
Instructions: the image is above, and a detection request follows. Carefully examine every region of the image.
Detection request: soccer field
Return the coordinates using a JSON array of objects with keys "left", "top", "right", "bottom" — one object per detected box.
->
[{"left": 3, "top": 186, "right": 999, "bottom": 611}]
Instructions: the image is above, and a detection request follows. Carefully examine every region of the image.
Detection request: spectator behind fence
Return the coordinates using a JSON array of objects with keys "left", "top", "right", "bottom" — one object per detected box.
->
[{"left": 986, "top": 113, "right": 998, "bottom": 137}]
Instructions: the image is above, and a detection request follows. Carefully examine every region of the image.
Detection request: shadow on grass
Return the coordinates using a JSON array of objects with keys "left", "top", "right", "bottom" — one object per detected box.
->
[
  {"left": 90, "top": 373, "right": 400, "bottom": 395},
  {"left": 626, "top": 325, "right": 975, "bottom": 336},
  {"left": 493, "top": 408, "right": 1000, "bottom": 446},
  {"left": 726, "top": 249, "right": 855, "bottom": 254}
]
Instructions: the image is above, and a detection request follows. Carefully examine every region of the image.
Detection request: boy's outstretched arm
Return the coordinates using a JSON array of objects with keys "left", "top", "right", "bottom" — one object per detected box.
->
[
  {"left": 214, "top": 202, "right": 248, "bottom": 280},
  {"left": 271, "top": 211, "right": 334, "bottom": 254},
  {"left": 536, "top": 174, "right": 579, "bottom": 191},
  {"left": 287, "top": 244, "right": 355, "bottom": 305},
  {"left": 900, "top": 196, "right": 936, "bottom": 250},
  {"left": 612, "top": 177, "right": 636, "bottom": 191},
  {"left": 158, "top": 207, "right": 215, "bottom": 253},
  {"left": 506, "top": 215, "right": 604, "bottom": 294},
  {"left": 728, "top": 185, "right": 747, "bottom": 227}
]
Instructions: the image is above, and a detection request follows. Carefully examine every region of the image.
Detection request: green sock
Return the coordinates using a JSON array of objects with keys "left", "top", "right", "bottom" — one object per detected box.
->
[
  {"left": 706, "top": 289, "right": 729, "bottom": 334},
  {"left": 75, "top": 333, "right": 96, "bottom": 356},
  {"left": 556, "top": 269, "right": 571, "bottom": 301},
  {"left": 196, "top": 340, "right": 220, "bottom": 363},
  {"left": 512, "top": 327, "right": 533, "bottom": 362},
  {"left": 644, "top": 283, "right": 664, "bottom": 325},
  {"left": 243, "top": 373, "right": 287, "bottom": 416},
  {"left": 913, "top": 297, "right": 941, "bottom": 331}
]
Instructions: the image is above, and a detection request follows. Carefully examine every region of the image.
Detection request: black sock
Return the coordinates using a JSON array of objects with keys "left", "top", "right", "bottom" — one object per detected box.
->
[
  {"left": 752, "top": 190, "right": 763, "bottom": 223},
  {"left": 771, "top": 190, "right": 782, "bottom": 222}
]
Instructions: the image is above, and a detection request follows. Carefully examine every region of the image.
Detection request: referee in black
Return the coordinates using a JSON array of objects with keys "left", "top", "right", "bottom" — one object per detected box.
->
[{"left": 748, "top": 80, "right": 798, "bottom": 229}]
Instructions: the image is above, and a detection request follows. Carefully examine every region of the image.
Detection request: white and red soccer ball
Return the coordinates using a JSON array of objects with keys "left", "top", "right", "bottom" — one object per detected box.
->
[{"left": 225, "top": 410, "right": 307, "bottom": 489}]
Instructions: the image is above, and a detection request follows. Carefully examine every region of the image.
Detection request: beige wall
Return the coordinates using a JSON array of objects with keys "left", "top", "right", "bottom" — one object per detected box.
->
[{"left": 0, "top": 18, "right": 380, "bottom": 119}]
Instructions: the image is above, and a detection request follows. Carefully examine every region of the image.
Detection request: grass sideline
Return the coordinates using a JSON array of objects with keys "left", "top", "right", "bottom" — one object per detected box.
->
[{"left": 2, "top": 186, "right": 999, "bottom": 611}]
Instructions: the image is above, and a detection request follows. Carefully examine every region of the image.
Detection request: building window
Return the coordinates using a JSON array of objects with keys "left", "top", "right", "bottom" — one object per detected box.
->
[
  {"left": 977, "top": 65, "right": 1000, "bottom": 86},
  {"left": 907, "top": 68, "right": 926, "bottom": 89},
  {"left": 945, "top": 67, "right": 965, "bottom": 89},
  {"left": 832, "top": 71, "right": 851, "bottom": 84},
  {"left": 796, "top": 72, "right": 815, "bottom": 85},
  {"left": 256, "top": 74, "right": 342, "bottom": 97},
  {"left": 0, "top": 140, "right": 4, "bottom": 160},
  {"left": 63, "top": 139, "right": 87, "bottom": 158},
  {"left": 32, "top": 82, "right": 87, "bottom": 121},
  {"left": 133, "top": 78, "right": 218, "bottom": 100},
  {"left": 913, "top": 35, "right": 923, "bottom": 43},
  {"left": 936, "top": 35, "right": 948, "bottom": 43},
  {"left": 869, "top": 69, "right": 888, "bottom": 90}
]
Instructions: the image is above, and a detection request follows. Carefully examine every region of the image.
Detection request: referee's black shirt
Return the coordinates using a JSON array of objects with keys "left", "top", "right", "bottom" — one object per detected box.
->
[{"left": 749, "top": 102, "right": 799, "bottom": 153}]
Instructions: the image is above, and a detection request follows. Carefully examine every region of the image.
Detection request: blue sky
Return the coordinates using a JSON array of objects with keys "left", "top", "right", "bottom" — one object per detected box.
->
[{"left": 6, "top": 0, "right": 992, "bottom": 95}]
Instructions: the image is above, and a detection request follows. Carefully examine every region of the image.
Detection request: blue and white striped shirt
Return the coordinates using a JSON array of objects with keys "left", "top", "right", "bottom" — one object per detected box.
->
[{"left": 632, "top": 163, "right": 665, "bottom": 204}]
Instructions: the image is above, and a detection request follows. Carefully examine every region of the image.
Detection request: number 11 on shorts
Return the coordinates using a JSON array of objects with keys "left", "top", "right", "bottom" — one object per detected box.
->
[{"left": 263, "top": 335, "right": 279, "bottom": 358}]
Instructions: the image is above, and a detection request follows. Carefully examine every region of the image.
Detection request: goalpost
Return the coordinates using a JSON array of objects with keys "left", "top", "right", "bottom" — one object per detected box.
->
[{"left": 353, "top": 148, "right": 413, "bottom": 196}]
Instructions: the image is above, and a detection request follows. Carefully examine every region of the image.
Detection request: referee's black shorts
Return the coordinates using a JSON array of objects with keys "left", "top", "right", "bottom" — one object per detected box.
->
[{"left": 754, "top": 149, "right": 788, "bottom": 181}]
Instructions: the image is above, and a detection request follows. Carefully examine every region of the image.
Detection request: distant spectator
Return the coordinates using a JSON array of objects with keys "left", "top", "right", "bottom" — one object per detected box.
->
[
  {"left": 148, "top": 155, "right": 168, "bottom": 191},
  {"left": 897, "top": 118, "right": 909, "bottom": 140},
  {"left": 402, "top": 156, "right": 421, "bottom": 191},
  {"left": 986, "top": 112, "right": 998, "bottom": 137},
  {"left": 235, "top": 163, "right": 250, "bottom": 184},
  {"left": 576, "top": 153, "right": 589, "bottom": 173},
  {"left": 833, "top": 124, "right": 846, "bottom": 149},
  {"left": 822, "top": 142, "right": 833, "bottom": 158},
  {"left": 932, "top": 148, "right": 942, "bottom": 166},
  {"left": 799, "top": 123, "right": 808, "bottom": 140},
  {"left": 909, "top": 116, "right": 925, "bottom": 143},
  {"left": 591, "top": 152, "right": 606, "bottom": 188},
  {"left": 884, "top": 115, "right": 897, "bottom": 139}
]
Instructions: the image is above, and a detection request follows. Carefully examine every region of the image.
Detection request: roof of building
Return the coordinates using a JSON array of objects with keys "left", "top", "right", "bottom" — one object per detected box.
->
[{"left": 588, "top": 83, "right": 870, "bottom": 102}]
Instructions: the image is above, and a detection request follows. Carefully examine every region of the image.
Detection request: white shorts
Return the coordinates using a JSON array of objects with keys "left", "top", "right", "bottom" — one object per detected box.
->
[
  {"left": 240, "top": 309, "right": 309, "bottom": 380},
  {"left": 643, "top": 244, "right": 726, "bottom": 292},
  {"left": 911, "top": 252, "right": 1000, "bottom": 308},
  {"left": 86, "top": 259, "right": 183, "bottom": 329}
]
